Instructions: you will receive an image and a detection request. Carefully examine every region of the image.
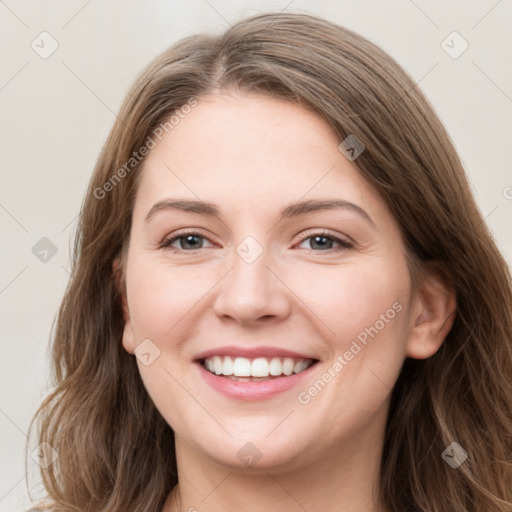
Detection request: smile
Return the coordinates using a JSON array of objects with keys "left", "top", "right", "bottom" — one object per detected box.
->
[{"left": 201, "top": 356, "right": 315, "bottom": 380}]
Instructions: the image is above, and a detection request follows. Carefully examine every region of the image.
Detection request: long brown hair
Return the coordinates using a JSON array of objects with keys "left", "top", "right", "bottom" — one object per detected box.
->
[{"left": 26, "top": 12, "right": 512, "bottom": 512}]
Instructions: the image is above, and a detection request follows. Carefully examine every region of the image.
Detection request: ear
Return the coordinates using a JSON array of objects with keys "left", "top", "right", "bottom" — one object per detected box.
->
[
  {"left": 406, "top": 262, "right": 457, "bottom": 359},
  {"left": 113, "top": 257, "right": 135, "bottom": 355}
]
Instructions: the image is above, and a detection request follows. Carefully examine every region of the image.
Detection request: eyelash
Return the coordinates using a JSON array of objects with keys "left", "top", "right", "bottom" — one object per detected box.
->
[{"left": 159, "top": 230, "right": 354, "bottom": 253}]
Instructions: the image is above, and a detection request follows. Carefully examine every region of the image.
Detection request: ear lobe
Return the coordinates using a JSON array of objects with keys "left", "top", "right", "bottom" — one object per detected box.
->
[
  {"left": 113, "top": 257, "right": 135, "bottom": 354},
  {"left": 406, "top": 262, "right": 457, "bottom": 360},
  {"left": 122, "top": 323, "right": 136, "bottom": 355}
]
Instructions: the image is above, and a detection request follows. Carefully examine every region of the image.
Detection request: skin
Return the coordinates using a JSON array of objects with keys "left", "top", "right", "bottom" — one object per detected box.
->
[{"left": 118, "top": 91, "right": 456, "bottom": 512}]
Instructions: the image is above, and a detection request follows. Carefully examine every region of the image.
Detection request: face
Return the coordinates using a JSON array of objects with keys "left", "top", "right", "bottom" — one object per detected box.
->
[{"left": 120, "top": 91, "right": 418, "bottom": 472}]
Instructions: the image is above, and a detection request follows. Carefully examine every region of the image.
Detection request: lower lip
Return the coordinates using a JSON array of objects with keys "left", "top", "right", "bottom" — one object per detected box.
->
[{"left": 195, "top": 361, "right": 317, "bottom": 401}]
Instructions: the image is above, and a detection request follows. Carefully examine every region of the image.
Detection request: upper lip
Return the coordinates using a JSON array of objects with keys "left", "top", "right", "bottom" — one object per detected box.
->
[{"left": 194, "top": 346, "right": 318, "bottom": 361}]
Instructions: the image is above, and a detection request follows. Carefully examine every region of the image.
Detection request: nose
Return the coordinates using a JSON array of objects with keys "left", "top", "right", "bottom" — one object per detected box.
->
[{"left": 212, "top": 242, "right": 291, "bottom": 325}]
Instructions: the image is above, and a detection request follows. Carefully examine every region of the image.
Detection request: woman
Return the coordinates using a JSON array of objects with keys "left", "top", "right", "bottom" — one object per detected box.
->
[{"left": 26, "top": 12, "right": 512, "bottom": 512}]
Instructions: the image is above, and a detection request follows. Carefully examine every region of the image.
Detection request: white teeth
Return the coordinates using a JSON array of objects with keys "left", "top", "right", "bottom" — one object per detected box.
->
[
  {"left": 233, "top": 357, "right": 251, "bottom": 377},
  {"left": 203, "top": 356, "right": 314, "bottom": 378},
  {"left": 282, "top": 358, "right": 294, "bottom": 376},
  {"left": 222, "top": 356, "right": 234, "bottom": 376},
  {"left": 251, "top": 358, "right": 269, "bottom": 377},
  {"left": 269, "top": 357, "right": 282, "bottom": 376},
  {"left": 293, "top": 360, "right": 309, "bottom": 374},
  {"left": 213, "top": 356, "right": 222, "bottom": 375}
]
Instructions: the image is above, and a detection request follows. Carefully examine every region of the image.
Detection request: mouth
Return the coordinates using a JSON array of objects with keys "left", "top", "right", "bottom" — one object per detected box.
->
[
  {"left": 194, "top": 348, "right": 319, "bottom": 400},
  {"left": 200, "top": 355, "right": 317, "bottom": 381}
]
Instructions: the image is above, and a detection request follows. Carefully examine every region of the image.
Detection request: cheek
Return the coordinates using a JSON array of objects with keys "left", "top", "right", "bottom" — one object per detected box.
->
[
  {"left": 290, "top": 264, "right": 410, "bottom": 435},
  {"left": 126, "top": 256, "right": 211, "bottom": 339},
  {"left": 291, "top": 261, "right": 410, "bottom": 352}
]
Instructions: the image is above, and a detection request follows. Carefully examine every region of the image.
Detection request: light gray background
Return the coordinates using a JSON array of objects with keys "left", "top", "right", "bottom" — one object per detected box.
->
[{"left": 1, "top": 1, "right": 511, "bottom": 510}]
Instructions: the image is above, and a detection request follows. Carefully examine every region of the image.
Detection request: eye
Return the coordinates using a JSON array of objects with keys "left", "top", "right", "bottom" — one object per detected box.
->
[
  {"left": 159, "top": 230, "right": 353, "bottom": 253},
  {"left": 159, "top": 231, "right": 214, "bottom": 251},
  {"left": 296, "top": 231, "right": 353, "bottom": 252}
]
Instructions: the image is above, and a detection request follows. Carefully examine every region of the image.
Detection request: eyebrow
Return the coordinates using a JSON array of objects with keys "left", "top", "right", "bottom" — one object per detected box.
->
[{"left": 144, "top": 198, "right": 376, "bottom": 228}]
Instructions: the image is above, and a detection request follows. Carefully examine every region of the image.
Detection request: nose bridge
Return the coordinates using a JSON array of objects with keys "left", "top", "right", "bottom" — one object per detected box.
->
[
  {"left": 232, "top": 239, "right": 271, "bottom": 291},
  {"left": 213, "top": 233, "right": 289, "bottom": 322}
]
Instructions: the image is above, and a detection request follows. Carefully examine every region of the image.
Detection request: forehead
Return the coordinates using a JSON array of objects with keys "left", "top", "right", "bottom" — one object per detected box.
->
[{"left": 134, "top": 92, "right": 385, "bottom": 222}]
